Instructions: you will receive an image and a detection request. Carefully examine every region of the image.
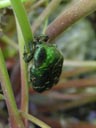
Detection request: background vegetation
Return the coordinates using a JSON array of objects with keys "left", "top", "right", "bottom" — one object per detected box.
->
[{"left": 0, "top": 0, "right": 96, "bottom": 127}]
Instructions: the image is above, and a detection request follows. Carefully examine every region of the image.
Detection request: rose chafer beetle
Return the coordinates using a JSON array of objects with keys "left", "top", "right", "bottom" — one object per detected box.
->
[{"left": 23, "top": 35, "right": 64, "bottom": 92}]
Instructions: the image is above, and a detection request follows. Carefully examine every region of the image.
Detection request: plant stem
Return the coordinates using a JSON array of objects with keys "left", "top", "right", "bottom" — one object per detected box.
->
[
  {"left": 55, "top": 78, "right": 96, "bottom": 90},
  {"left": 10, "top": 0, "right": 33, "bottom": 52},
  {"left": 42, "top": 93, "right": 96, "bottom": 112},
  {"left": 42, "top": 18, "right": 48, "bottom": 34},
  {"left": 16, "top": 19, "right": 29, "bottom": 127},
  {"left": 30, "top": 0, "right": 45, "bottom": 11},
  {"left": 32, "top": 0, "right": 62, "bottom": 33},
  {"left": 64, "top": 60, "right": 96, "bottom": 67},
  {"left": 0, "top": 48, "right": 25, "bottom": 128},
  {"left": 0, "top": 0, "right": 26, "bottom": 9},
  {"left": 61, "top": 67, "right": 96, "bottom": 78},
  {"left": 1, "top": 35, "right": 18, "bottom": 50},
  {"left": 42, "top": 0, "right": 48, "bottom": 34},
  {"left": 46, "top": 0, "right": 96, "bottom": 41},
  {"left": 21, "top": 112, "right": 51, "bottom": 128},
  {"left": 0, "top": 94, "right": 5, "bottom": 100}
]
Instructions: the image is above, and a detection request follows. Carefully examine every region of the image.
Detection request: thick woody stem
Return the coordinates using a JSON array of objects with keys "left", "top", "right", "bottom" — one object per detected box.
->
[{"left": 46, "top": 0, "right": 96, "bottom": 41}]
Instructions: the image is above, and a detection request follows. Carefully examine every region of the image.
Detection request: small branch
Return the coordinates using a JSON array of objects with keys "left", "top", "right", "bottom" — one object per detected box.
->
[
  {"left": 30, "top": 0, "right": 46, "bottom": 11},
  {"left": 47, "top": 92, "right": 96, "bottom": 101},
  {"left": 42, "top": 94, "right": 96, "bottom": 112},
  {"left": 61, "top": 67, "right": 96, "bottom": 78},
  {"left": 21, "top": 112, "right": 51, "bottom": 128},
  {"left": 64, "top": 60, "right": 96, "bottom": 67},
  {"left": 0, "top": 48, "right": 24, "bottom": 128},
  {"left": 57, "top": 94, "right": 96, "bottom": 111},
  {"left": 16, "top": 20, "right": 29, "bottom": 127},
  {"left": 54, "top": 77, "right": 96, "bottom": 90},
  {"left": 46, "top": 0, "right": 96, "bottom": 41},
  {"left": 32, "top": 0, "right": 62, "bottom": 33}
]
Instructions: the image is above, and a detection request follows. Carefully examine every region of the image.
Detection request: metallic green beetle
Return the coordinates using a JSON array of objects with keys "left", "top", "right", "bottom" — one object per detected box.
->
[{"left": 23, "top": 35, "right": 64, "bottom": 92}]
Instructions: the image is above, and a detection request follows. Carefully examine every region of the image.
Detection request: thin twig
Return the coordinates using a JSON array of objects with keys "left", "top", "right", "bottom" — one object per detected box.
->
[
  {"left": 32, "top": 0, "right": 61, "bottom": 33},
  {"left": 16, "top": 20, "right": 29, "bottom": 127},
  {"left": 37, "top": 94, "right": 96, "bottom": 113},
  {"left": 54, "top": 78, "right": 96, "bottom": 90},
  {"left": 64, "top": 60, "right": 96, "bottom": 67},
  {"left": 21, "top": 112, "right": 51, "bottom": 128},
  {"left": 30, "top": 0, "right": 45, "bottom": 11},
  {"left": 61, "top": 67, "right": 96, "bottom": 78}
]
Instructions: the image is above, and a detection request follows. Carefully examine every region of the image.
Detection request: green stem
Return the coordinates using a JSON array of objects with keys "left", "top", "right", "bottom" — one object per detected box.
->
[
  {"left": 0, "top": 0, "right": 26, "bottom": 8},
  {"left": 42, "top": 0, "right": 49, "bottom": 34},
  {"left": 42, "top": 18, "right": 48, "bottom": 34},
  {"left": 10, "top": 0, "right": 34, "bottom": 52},
  {"left": 21, "top": 112, "right": 51, "bottom": 128},
  {"left": 16, "top": 18, "right": 29, "bottom": 127},
  {"left": 0, "top": 94, "right": 5, "bottom": 100},
  {"left": 0, "top": 49, "right": 25, "bottom": 128}
]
